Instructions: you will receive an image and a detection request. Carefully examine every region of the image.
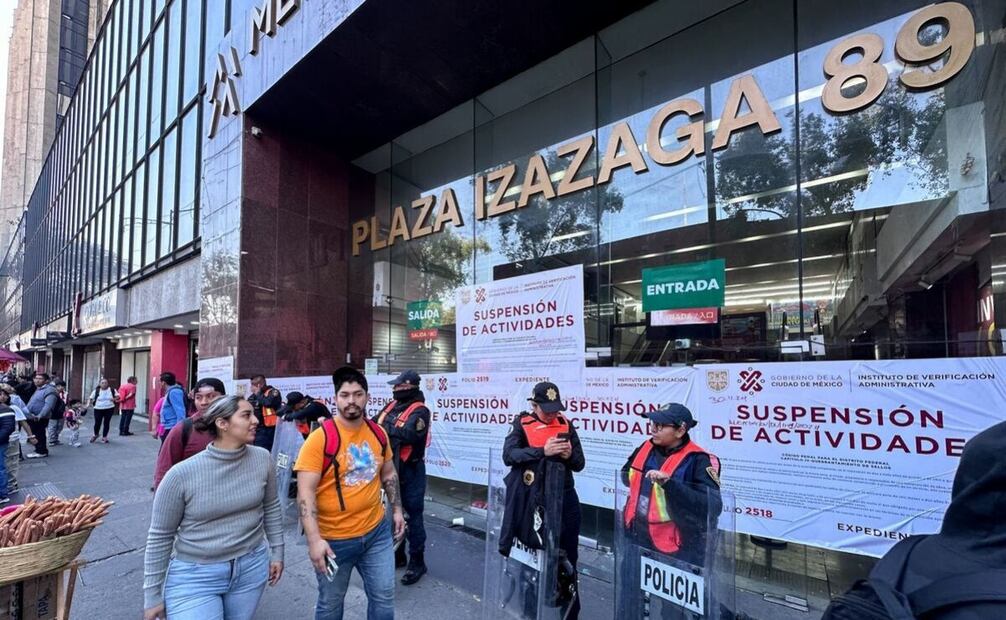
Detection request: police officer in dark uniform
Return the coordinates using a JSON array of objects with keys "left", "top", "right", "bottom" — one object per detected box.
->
[
  {"left": 502, "top": 382, "right": 585, "bottom": 620},
  {"left": 282, "top": 391, "right": 332, "bottom": 438},
  {"left": 247, "top": 374, "right": 282, "bottom": 451},
  {"left": 620, "top": 403, "right": 722, "bottom": 619},
  {"left": 373, "top": 369, "right": 431, "bottom": 585}
]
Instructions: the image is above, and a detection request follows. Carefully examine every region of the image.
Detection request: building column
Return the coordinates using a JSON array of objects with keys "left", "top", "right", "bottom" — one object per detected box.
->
[
  {"left": 100, "top": 340, "right": 122, "bottom": 389},
  {"left": 149, "top": 329, "right": 190, "bottom": 396},
  {"left": 68, "top": 345, "right": 86, "bottom": 400},
  {"left": 49, "top": 349, "right": 66, "bottom": 381}
]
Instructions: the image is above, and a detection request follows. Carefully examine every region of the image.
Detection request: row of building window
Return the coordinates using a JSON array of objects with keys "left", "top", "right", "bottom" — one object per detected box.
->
[{"left": 21, "top": 0, "right": 207, "bottom": 329}]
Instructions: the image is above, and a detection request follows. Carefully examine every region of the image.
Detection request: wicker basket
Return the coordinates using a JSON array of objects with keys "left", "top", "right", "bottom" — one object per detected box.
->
[{"left": 0, "top": 528, "right": 92, "bottom": 585}]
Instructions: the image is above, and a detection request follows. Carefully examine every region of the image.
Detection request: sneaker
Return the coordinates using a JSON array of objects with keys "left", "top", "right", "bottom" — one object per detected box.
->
[
  {"left": 26, "top": 452, "right": 48, "bottom": 459},
  {"left": 89, "top": 436, "right": 97, "bottom": 443},
  {"left": 101, "top": 437, "right": 109, "bottom": 444},
  {"left": 50, "top": 440, "right": 62, "bottom": 446},
  {"left": 0, "top": 497, "right": 10, "bottom": 506},
  {"left": 71, "top": 442, "right": 82, "bottom": 447}
]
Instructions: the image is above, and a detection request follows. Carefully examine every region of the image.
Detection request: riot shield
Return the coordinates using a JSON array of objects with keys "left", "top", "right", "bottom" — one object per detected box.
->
[
  {"left": 615, "top": 474, "right": 736, "bottom": 619},
  {"left": 270, "top": 419, "right": 305, "bottom": 520},
  {"left": 483, "top": 449, "right": 574, "bottom": 620}
]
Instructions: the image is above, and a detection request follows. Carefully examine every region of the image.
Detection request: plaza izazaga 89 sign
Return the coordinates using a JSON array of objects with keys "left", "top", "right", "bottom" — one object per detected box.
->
[{"left": 348, "top": 2, "right": 977, "bottom": 255}]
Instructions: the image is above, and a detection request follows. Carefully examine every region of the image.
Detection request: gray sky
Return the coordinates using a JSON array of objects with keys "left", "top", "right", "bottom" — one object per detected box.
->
[{"left": 0, "top": 1, "right": 15, "bottom": 200}]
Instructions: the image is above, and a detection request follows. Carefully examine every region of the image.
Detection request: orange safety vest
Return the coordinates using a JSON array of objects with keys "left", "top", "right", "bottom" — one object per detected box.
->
[
  {"left": 377, "top": 401, "right": 429, "bottom": 462},
  {"left": 520, "top": 413, "right": 570, "bottom": 448},
  {"left": 623, "top": 440, "right": 719, "bottom": 554},
  {"left": 262, "top": 406, "right": 278, "bottom": 427}
]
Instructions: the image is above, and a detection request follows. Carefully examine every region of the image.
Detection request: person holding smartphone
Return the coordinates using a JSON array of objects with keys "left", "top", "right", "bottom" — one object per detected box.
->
[{"left": 502, "top": 381, "right": 585, "bottom": 619}]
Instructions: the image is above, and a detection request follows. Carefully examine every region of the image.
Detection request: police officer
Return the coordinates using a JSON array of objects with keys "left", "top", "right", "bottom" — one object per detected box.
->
[
  {"left": 247, "top": 375, "right": 282, "bottom": 451},
  {"left": 374, "top": 369, "right": 431, "bottom": 585},
  {"left": 502, "top": 382, "right": 584, "bottom": 619},
  {"left": 620, "top": 403, "right": 722, "bottom": 619},
  {"left": 282, "top": 391, "right": 332, "bottom": 438}
]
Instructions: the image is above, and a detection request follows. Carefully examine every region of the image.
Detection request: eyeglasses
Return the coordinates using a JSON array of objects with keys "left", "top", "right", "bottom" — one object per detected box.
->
[{"left": 651, "top": 422, "right": 680, "bottom": 431}]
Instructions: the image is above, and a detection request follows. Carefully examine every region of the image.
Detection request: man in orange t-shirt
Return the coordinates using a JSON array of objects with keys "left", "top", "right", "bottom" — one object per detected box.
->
[{"left": 295, "top": 367, "right": 405, "bottom": 620}]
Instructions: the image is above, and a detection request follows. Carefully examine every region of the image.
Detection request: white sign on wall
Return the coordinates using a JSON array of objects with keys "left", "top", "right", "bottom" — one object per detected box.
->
[
  {"left": 693, "top": 357, "right": 1006, "bottom": 556},
  {"left": 455, "top": 265, "right": 585, "bottom": 389}
]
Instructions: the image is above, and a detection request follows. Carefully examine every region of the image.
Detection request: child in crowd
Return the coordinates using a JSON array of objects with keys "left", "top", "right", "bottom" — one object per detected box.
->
[{"left": 64, "top": 399, "right": 85, "bottom": 447}]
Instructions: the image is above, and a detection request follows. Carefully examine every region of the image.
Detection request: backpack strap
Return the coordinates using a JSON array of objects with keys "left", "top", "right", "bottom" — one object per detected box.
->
[
  {"left": 320, "top": 419, "right": 346, "bottom": 511},
  {"left": 364, "top": 418, "right": 389, "bottom": 453},
  {"left": 870, "top": 535, "right": 927, "bottom": 584},
  {"left": 181, "top": 417, "right": 193, "bottom": 449},
  {"left": 909, "top": 570, "right": 1006, "bottom": 616}
]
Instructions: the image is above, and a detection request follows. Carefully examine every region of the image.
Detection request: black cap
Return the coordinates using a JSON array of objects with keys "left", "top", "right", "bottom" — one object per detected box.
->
[
  {"left": 195, "top": 377, "right": 226, "bottom": 395},
  {"left": 645, "top": 403, "right": 697, "bottom": 428},
  {"left": 388, "top": 369, "right": 421, "bottom": 386},
  {"left": 286, "top": 391, "right": 306, "bottom": 408},
  {"left": 528, "top": 381, "right": 565, "bottom": 414}
]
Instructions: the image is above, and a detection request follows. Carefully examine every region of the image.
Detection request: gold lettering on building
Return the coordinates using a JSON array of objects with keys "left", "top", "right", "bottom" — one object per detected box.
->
[
  {"left": 711, "top": 74, "right": 781, "bottom": 150},
  {"left": 646, "top": 99, "right": 704, "bottom": 166},
  {"left": 518, "top": 154, "right": 556, "bottom": 208},
  {"left": 555, "top": 135, "right": 595, "bottom": 197},
  {"left": 349, "top": 2, "right": 977, "bottom": 254},
  {"left": 597, "top": 122, "right": 648, "bottom": 184},
  {"left": 250, "top": 0, "right": 301, "bottom": 56}
]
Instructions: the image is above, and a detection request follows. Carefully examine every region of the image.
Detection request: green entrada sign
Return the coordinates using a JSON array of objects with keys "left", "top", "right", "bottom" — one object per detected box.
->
[
  {"left": 641, "top": 259, "right": 726, "bottom": 312},
  {"left": 407, "top": 300, "right": 442, "bottom": 340}
]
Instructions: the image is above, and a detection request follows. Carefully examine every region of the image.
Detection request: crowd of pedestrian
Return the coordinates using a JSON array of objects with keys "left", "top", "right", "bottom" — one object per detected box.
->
[{"left": 0, "top": 369, "right": 159, "bottom": 506}]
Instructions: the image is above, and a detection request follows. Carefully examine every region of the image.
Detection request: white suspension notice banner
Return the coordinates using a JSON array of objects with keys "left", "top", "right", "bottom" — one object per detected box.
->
[
  {"left": 231, "top": 357, "right": 1005, "bottom": 556},
  {"left": 693, "top": 357, "right": 1006, "bottom": 556},
  {"left": 455, "top": 265, "right": 585, "bottom": 388}
]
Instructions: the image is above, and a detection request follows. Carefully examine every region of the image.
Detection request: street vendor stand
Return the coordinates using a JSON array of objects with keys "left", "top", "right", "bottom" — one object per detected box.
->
[{"left": 0, "top": 496, "right": 111, "bottom": 619}]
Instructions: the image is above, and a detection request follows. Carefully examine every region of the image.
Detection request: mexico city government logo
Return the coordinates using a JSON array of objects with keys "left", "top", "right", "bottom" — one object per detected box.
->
[
  {"left": 475, "top": 287, "right": 487, "bottom": 304},
  {"left": 738, "top": 368, "right": 765, "bottom": 395},
  {"left": 438, "top": 377, "right": 449, "bottom": 392},
  {"left": 706, "top": 370, "right": 729, "bottom": 392}
]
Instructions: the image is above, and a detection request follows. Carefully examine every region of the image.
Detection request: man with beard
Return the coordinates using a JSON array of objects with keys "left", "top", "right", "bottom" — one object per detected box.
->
[
  {"left": 296, "top": 367, "right": 405, "bottom": 620},
  {"left": 152, "top": 378, "right": 226, "bottom": 489},
  {"left": 373, "top": 370, "right": 431, "bottom": 584}
]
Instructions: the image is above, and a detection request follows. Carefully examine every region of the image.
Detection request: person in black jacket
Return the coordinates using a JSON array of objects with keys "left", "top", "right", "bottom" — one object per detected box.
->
[
  {"left": 502, "top": 382, "right": 585, "bottom": 619},
  {"left": 825, "top": 420, "right": 1006, "bottom": 620},
  {"left": 282, "top": 391, "right": 332, "bottom": 437},
  {"left": 373, "top": 370, "right": 432, "bottom": 585},
  {"left": 247, "top": 375, "right": 282, "bottom": 450}
]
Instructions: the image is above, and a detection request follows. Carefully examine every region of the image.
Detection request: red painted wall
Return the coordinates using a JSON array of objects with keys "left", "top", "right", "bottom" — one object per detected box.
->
[{"left": 149, "top": 331, "right": 190, "bottom": 418}]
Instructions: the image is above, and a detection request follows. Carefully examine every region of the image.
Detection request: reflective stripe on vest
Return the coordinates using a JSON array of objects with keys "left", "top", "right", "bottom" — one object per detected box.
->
[
  {"left": 261, "top": 406, "right": 278, "bottom": 427},
  {"left": 520, "top": 414, "right": 569, "bottom": 448},
  {"left": 623, "top": 440, "right": 716, "bottom": 554},
  {"left": 377, "top": 401, "right": 426, "bottom": 461}
]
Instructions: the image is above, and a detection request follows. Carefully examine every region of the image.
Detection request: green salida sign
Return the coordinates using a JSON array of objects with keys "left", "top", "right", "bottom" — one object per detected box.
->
[
  {"left": 642, "top": 259, "right": 726, "bottom": 312},
  {"left": 407, "top": 300, "right": 442, "bottom": 340}
]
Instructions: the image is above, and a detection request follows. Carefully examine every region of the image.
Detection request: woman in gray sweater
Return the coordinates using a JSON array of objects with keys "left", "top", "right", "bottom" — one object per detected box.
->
[{"left": 143, "top": 395, "right": 284, "bottom": 620}]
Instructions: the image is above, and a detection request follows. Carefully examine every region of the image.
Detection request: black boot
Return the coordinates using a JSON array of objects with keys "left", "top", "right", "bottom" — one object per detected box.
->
[
  {"left": 401, "top": 551, "right": 427, "bottom": 585},
  {"left": 395, "top": 542, "right": 408, "bottom": 568}
]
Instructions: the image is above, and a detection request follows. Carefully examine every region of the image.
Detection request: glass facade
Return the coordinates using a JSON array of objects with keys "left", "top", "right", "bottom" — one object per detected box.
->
[
  {"left": 348, "top": 0, "right": 1005, "bottom": 597},
  {"left": 353, "top": 0, "right": 1005, "bottom": 373},
  {"left": 19, "top": 0, "right": 205, "bottom": 333}
]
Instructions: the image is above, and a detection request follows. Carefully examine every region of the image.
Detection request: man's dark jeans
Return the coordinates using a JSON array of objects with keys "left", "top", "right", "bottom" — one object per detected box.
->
[
  {"left": 26, "top": 418, "right": 49, "bottom": 455},
  {"left": 119, "top": 409, "right": 134, "bottom": 434},
  {"left": 400, "top": 460, "right": 427, "bottom": 554}
]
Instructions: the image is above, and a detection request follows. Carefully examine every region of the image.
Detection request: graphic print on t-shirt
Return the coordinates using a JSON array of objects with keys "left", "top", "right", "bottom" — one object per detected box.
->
[{"left": 343, "top": 440, "right": 378, "bottom": 486}]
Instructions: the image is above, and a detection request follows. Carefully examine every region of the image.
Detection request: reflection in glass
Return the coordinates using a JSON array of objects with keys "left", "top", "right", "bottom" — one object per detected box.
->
[{"left": 160, "top": 128, "right": 178, "bottom": 258}]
